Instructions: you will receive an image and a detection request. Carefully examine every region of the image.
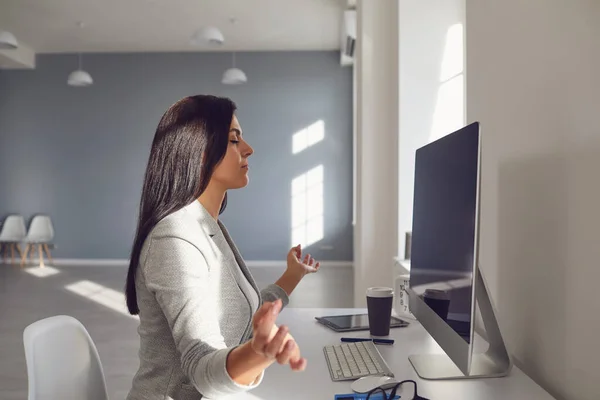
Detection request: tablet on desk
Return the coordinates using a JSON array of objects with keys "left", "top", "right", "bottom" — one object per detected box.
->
[{"left": 315, "top": 314, "right": 409, "bottom": 332}]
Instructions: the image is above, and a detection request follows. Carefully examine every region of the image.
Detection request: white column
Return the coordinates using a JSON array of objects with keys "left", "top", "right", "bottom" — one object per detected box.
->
[
  {"left": 353, "top": 0, "right": 400, "bottom": 307},
  {"left": 397, "top": 0, "right": 466, "bottom": 260}
]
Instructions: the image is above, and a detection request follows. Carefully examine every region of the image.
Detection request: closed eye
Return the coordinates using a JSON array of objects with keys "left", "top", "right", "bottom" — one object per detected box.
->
[{"left": 229, "top": 128, "right": 242, "bottom": 145}]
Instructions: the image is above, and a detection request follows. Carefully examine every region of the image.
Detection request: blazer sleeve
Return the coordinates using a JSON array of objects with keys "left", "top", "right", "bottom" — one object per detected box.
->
[
  {"left": 260, "top": 284, "right": 290, "bottom": 308},
  {"left": 141, "top": 233, "right": 263, "bottom": 398}
]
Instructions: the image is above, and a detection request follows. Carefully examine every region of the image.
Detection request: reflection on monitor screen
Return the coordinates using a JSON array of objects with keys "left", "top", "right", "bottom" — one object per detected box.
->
[{"left": 410, "top": 124, "right": 479, "bottom": 343}]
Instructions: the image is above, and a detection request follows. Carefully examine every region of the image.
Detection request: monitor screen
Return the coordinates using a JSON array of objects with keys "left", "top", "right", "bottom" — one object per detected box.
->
[{"left": 409, "top": 122, "right": 479, "bottom": 343}]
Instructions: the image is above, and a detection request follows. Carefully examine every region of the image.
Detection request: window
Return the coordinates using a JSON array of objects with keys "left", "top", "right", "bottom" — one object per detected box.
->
[
  {"left": 291, "top": 165, "right": 324, "bottom": 248},
  {"left": 430, "top": 23, "right": 465, "bottom": 142},
  {"left": 292, "top": 120, "right": 324, "bottom": 154}
]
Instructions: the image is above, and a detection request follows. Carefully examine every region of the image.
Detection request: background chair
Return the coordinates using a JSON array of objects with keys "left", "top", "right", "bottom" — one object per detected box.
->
[
  {"left": 21, "top": 215, "right": 55, "bottom": 267},
  {"left": 23, "top": 315, "right": 109, "bottom": 400},
  {"left": 0, "top": 215, "right": 26, "bottom": 264}
]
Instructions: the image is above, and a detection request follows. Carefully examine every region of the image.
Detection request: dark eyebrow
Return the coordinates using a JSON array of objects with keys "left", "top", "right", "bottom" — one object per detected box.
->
[{"left": 229, "top": 128, "right": 242, "bottom": 136}]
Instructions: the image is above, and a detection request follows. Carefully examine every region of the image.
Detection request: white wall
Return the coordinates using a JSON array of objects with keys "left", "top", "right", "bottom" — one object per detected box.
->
[
  {"left": 353, "top": 0, "right": 400, "bottom": 306},
  {"left": 466, "top": 1, "right": 600, "bottom": 399},
  {"left": 398, "top": 0, "right": 465, "bottom": 258}
]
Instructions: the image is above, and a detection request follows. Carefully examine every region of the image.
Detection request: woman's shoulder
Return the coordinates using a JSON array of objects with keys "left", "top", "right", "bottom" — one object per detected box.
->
[
  {"left": 150, "top": 207, "right": 203, "bottom": 242},
  {"left": 140, "top": 207, "right": 211, "bottom": 267}
]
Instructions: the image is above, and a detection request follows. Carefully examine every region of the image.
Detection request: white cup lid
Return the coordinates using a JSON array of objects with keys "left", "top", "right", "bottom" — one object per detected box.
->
[{"left": 366, "top": 287, "right": 394, "bottom": 298}]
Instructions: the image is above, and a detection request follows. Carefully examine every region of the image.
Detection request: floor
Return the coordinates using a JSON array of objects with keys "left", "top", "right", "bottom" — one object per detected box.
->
[{"left": 0, "top": 262, "right": 353, "bottom": 399}]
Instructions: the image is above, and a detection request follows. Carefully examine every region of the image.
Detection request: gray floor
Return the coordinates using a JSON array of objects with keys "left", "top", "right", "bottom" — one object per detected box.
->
[{"left": 0, "top": 262, "right": 353, "bottom": 399}]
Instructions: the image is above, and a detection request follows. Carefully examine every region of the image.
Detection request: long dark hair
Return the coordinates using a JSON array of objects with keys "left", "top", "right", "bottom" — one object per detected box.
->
[{"left": 125, "top": 95, "right": 236, "bottom": 315}]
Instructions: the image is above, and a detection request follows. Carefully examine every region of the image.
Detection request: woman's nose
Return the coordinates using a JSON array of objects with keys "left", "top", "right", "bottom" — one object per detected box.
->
[{"left": 244, "top": 142, "right": 254, "bottom": 157}]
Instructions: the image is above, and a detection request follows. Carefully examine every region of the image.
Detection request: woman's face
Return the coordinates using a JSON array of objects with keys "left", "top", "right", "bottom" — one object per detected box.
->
[{"left": 210, "top": 115, "right": 254, "bottom": 190}]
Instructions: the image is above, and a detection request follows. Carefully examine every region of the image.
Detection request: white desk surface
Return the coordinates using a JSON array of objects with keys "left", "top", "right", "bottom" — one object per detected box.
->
[{"left": 234, "top": 308, "right": 556, "bottom": 400}]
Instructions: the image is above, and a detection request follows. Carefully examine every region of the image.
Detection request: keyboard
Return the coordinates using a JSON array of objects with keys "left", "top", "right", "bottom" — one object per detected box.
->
[{"left": 324, "top": 341, "right": 394, "bottom": 381}]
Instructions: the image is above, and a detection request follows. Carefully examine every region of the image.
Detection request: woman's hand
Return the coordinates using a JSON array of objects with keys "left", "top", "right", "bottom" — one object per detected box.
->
[
  {"left": 286, "top": 244, "right": 320, "bottom": 278},
  {"left": 250, "top": 299, "right": 307, "bottom": 371},
  {"left": 273, "top": 245, "right": 321, "bottom": 297}
]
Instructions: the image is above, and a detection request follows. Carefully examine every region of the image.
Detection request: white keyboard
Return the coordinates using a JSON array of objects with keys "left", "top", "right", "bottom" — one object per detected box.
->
[{"left": 323, "top": 341, "right": 394, "bottom": 381}]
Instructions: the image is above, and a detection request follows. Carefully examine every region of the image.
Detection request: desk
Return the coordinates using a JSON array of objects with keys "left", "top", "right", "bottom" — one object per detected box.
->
[{"left": 235, "top": 308, "right": 555, "bottom": 400}]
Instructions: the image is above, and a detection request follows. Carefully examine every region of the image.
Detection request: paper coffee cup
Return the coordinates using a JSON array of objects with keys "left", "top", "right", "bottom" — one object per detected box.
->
[{"left": 366, "top": 287, "right": 394, "bottom": 336}]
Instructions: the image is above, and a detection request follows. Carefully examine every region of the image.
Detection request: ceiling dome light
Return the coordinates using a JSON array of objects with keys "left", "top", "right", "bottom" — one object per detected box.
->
[
  {"left": 191, "top": 26, "right": 225, "bottom": 46},
  {"left": 0, "top": 31, "right": 18, "bottom": 49},
  {"left": 67, "top": 53, "right": 93, "bottom": 87},
  {"left": 222, "top": 67, "right": 247, "bottom": 85},
  {"left": 67, "top": 70, "right": 93, "bottom": 87},
  {"left": 219, "top": 18, "right": 246, "bottom": 85},
  {"left": 67, "top": 24, "right": 93, "bottom": 87}
]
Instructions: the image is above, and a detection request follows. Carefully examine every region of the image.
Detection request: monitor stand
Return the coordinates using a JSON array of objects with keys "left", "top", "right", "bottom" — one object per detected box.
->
[{"left": 408, "top": 266, "right": 512, "bottom": 380}]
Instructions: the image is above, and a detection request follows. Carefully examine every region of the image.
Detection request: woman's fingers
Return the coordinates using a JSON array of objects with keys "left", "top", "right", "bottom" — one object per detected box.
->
[
  {"left": 252, "top": 301, "right": 273, "bottom": 326},
  {"left": 275, "top": 339, "right": 296, "bottom": 365},
  {"left": 251, "top": 299, "right": 307, "bottom": 372},
  {"left": 264, "top": 325, "right": 289, "bottom": 359},
  {"left": 303, "top": 253, "right": 319, "bottom": 271},
  {"left": 252, "top": 300, "right": 282, "bottom": 353},
  {"left": 251, "top": 323, "right": 271, "bottom": 354},
  {"left": 288, "top": 247, "right": 298, "bottom": 261},
  {"left": 289, "top": 245, "right": 302, "bottom": 260},
  {"left": 290, "top": 357, "right": 307, "bottom": 371},
  {"left": 254, "top": 299, "right": 281, "bottom": 330}
]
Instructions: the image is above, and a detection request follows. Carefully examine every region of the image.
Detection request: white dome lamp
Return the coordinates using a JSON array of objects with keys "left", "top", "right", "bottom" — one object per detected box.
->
[
  {"left": 221, "top": 17, "right": 247, "bottom": 85},
  {"left": 0, "top": 30, "right": 19, "bottom": 49},
  {"left": 222, "top": 52, "right": 247, "bottom": 85},
  {"left": 191, "top": 26, "right": 225, "bottom": 46},
  {"left": 68, "top": 22, "right": 93, "bottom": 87},
  {"left": 68, "top": 53, "right": 93, "bottom": 87}
]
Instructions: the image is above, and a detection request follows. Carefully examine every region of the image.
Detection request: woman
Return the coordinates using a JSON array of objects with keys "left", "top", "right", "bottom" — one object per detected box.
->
[{"left": 125, "top": 95, "right": 320, "bottom": 400}]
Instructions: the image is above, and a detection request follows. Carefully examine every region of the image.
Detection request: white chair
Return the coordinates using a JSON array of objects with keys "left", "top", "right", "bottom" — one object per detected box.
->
[
  {"left": 0, "top": 214, "right": 26, "bottom": 264},
  {"left": 22, "top": 215, "right": 55, "bottom": 267},
  {"left": 23, "top": 315, "right": 109, "bottom": 400}
]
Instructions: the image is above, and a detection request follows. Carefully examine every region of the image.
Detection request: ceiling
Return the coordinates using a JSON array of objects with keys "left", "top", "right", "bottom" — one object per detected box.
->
[{"left": 0, "top": 0, "right": 347, "bottom": 54}]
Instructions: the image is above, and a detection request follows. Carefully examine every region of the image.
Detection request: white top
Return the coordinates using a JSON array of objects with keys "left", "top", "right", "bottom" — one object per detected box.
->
[{"left": 232, "top": 308, "right": 556, "bottom": 400}]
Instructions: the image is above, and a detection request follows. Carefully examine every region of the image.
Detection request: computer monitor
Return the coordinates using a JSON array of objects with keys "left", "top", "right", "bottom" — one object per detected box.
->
[{"left": 406, "top": 122, "right": 512, "bottom": 380}]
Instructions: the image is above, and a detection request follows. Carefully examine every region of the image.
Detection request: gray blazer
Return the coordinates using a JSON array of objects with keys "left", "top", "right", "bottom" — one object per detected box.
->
[{"left": 127, "top": 200, "right": 289, "bottom": 400}]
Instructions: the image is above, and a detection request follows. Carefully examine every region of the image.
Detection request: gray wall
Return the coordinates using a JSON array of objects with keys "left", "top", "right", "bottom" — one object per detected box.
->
[{"left": 0, "top": 51, "right": 353, "bottom": 260}]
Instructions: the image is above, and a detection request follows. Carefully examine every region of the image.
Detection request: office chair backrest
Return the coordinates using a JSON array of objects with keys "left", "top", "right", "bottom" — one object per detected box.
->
[
  {"left": 27, "top": 215, "right": 54, "bottom": 242},
  {"left": 0, "top": 215, "right": 27, "bottom": 241},
  {"left": 23, "top": 315, "right": 109, "bottom": 400}
]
